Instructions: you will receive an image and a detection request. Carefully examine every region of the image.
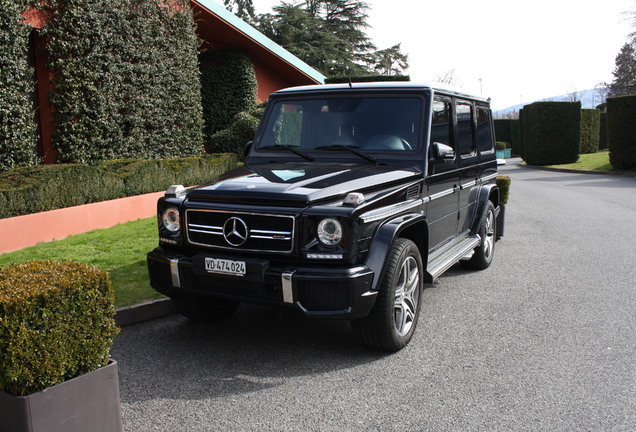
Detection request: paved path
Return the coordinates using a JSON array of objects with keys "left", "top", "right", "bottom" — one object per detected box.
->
[{"left": 112, "top": 162, "right": 636, "bottom": 431}]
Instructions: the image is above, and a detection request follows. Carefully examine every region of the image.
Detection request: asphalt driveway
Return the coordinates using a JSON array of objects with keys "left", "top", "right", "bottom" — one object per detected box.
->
[{"left": 112, "top": 161, "right": 636, "bottom": 431}]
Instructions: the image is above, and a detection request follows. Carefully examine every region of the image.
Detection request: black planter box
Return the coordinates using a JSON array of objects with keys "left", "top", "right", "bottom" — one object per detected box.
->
[{"left": 0, "top": 360, "right": 123, "bottom": 432}]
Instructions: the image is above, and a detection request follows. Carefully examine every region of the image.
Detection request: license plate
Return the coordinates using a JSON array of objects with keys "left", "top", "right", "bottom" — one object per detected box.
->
[{"left": 204, "top": 258, "right": 246, "bottom": 276}]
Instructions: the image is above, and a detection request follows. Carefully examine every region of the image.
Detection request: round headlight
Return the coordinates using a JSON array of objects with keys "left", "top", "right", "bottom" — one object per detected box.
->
[
  {"left": 162, "top": 207, "right": 180, "bottom": 232},
  {"left": 317, "top": 218, "right": 343, "bottom": 246}
]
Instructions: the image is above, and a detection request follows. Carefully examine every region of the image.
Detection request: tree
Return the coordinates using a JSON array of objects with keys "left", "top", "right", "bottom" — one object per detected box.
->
[
  {"left": 435, "top": 69, "right": 462, "bottom": 87},
  {"left": 370, "top": 43, "right": 409, "bottom": 76},
  {"left": 608, "top": 41, "right": 636, "bottom": 97},
  {"left": 224, "top": 0, "right": 256, "bottom": 22}
]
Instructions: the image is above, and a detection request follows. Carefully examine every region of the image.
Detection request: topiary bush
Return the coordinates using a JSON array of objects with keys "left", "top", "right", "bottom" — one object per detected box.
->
[
  {"left": 200, "top": 49, "right": 258, "bottom": 142},
  {"left": 580, "top": 109, "right": 600, "bottom": 154},
  {"left": 521, "top": 102, "right": 581, "bottom": 165},
  {"left": 495, "top": 141, "right": 508, "bottom": 151},
  {"left": 607, "top": 95, "right": 636, "bottom": 170},
  {"left": 0, "top": 260, "right": 119, "bottom": 396},
  {"left": 497, "top": 176, "right": 511, "bottom": 205},
  {"left": 208, "top": 112, "right": 261, "bottom": 158},
  {"left": 0, "top": 0, "right": 40, "bottom": 172}
]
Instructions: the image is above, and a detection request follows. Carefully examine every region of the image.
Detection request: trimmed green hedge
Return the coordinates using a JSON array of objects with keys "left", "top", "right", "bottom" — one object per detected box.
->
[
  {"left": 200, "top": 49, "right": 258, "bottom": 143},
  {"left": 208, "top": 112, "right": 261, "bottom": 157},
  {"left": 521, "top": 102, "right": 581, "bottom": 165},
  {"left": 0, "top": 153, "right": 237, "bottom": 219},
  {"left": 0, "top": 260, "right": 119, "bottom": 396},
  {"left": 607, "top": 95, "right": 636, "bottom": 170},
  {"left": 0, "top": 0, "right": 39, "bottom": 172},
  {"left": 44, "top": 0, "right": 204, "bottom": 164},
  {"left": 599, "top": 112, "right": 608, "bottom": 150},
  {"left": 580, "top": 109, "right": 600, "bottom": 154}
]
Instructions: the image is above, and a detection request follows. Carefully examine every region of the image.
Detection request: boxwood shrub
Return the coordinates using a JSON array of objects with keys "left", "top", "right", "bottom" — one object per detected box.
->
[
  {"left": 0, "top": 153, "right": 237, "bottom": 218},
  {"left": 208, "top": 112, "right": 261, "bottom": 157},
  {"left": 607, "top": 95, "right": 636, "bottom": 170},
  {"left": 497, "top": 175, "right": 511, "bottom": 205},
  {"left": 599, "top": 112, "right": 608, "bottom": 150},
  {"left": 0, "top": 260, "right": 119, "bottom": 396},
  {"left": 522, "top": 102, "right": 581, "bottom": 165}
]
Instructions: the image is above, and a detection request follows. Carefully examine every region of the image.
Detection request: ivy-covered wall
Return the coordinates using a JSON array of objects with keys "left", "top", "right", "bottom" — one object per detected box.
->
[
  {"left": 0, "top": 0, "right": 39, "bottom": 172},
  {"left": 200, "top": 49, "right": 258, "bottom": 146},
  {"left": 44, "top": 0, "right": 204, "bottom": 164}
]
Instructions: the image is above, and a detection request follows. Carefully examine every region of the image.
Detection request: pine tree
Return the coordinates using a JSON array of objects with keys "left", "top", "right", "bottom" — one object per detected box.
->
[{"left": 609, "top": 40, "right": 636, "bottom": 97}]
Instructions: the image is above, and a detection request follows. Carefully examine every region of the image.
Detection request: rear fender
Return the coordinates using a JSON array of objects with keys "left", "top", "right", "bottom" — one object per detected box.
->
[{"left": 471, "top": 184, "right": 499, "bottom": 235}]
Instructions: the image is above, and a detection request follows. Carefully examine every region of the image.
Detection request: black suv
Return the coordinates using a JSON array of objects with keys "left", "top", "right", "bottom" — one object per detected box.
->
[{"left": 147, "top": 82, "right": 502, "bottom": 351}]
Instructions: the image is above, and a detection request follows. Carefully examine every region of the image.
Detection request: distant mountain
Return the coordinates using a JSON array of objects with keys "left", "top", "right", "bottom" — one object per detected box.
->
[{"left": 494, "top": 88, "right": 608, "bottom": 117}]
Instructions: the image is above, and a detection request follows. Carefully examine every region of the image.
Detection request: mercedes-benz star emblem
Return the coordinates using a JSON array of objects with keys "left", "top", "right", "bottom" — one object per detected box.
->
[{"left": 223, "top": 217, "right": 249, "bottom": 246}]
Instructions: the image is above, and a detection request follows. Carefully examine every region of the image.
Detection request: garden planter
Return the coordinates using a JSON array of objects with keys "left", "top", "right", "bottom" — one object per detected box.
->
[
  {"left": 495, "top": 149, "right": 505, "bottom": 159},
  {"left": 503, "top": 148, "right": 512, "bottom": 158},
  {"left": 0, "top": 360, "right": 123, "bottom": 432}
]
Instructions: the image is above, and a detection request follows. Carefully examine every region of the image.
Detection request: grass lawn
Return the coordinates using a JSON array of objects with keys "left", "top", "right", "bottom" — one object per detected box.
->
[
  {"left": 0, "top": 217, "right": 163, "bottom": 308},
  {"left": 547, "top": 150, "right": 614, "bottom": 171}
]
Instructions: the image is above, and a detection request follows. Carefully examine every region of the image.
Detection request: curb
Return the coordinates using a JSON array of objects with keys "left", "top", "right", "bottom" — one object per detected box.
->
[
  {"left": 516, "top": 162, "right": 636, "bottom": 177},
  {"left": 115, "top": 298, "right": 177, "bottom": 327}
]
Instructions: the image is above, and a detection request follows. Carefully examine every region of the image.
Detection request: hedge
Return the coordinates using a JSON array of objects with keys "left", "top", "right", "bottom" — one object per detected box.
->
[
  {"left": 521, "top": 102, "right": 581, "bottom": 165},
  {"left": 599, "top": 112, "right": 608, "bottom": 150},
  {"left": 494, "top": 119, "right": 521, "bottom": 155},
  {"left": 200, "top": 49, "right": 258, "bottom": 143},
  {"left": 0, "top": 0, "right": 39, "bottom": 172},
  {"left": 44, "top": 0, "right": 204, "bottom": 164},
  {"left": 580, "top": 109, "right": 600, "bottom": 154},
  {"left": 496, "top": 175, "right": 511, "bottom": 206},
  {"left": 0, "top": 153, "right": 237, "bottom": 219},
  {"left": 0, "top": 260, "right": 119, "bottom": 396},
  {"left": 607, "top": 95, "right": 636, "bottom": 170}
]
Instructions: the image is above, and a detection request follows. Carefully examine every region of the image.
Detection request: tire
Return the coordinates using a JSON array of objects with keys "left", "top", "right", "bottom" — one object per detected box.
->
[
  {"left": 173, "top": 294, "right": 240, "bottom": 322},
  {"left": 352, "top": 238, "right": 423, "bottom": 352},
  {"left": 461, "top": 201, "right": 496, "bottom": 270}
]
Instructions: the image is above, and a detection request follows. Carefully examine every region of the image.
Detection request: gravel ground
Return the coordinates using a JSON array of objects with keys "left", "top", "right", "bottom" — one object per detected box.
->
[{"left": 113, "top": 161, "right": 636, "bottom": 431}]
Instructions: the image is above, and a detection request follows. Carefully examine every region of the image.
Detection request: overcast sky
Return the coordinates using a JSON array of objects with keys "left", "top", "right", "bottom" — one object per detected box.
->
[{"left": 213, "top": 0, "right": 634, "bottom": 110}]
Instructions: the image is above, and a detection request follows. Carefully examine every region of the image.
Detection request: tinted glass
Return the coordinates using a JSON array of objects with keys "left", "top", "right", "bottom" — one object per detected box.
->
[
  {"left": 477, "top": 106, "right": 494, "bottom": 152},
  {"left": 259, "top": 97, "right": 422, "bottom": 152},
  {"left": 456, "top": 101, "right": 475, "bottom": 156},
  {"left": 431, "top": 98, "right": 452, "bottom": 148}
]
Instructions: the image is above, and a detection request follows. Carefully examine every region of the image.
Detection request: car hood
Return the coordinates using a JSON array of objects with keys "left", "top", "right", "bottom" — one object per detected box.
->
[{"left": 185, "top": 162, "right": 422, "bottom": 206}]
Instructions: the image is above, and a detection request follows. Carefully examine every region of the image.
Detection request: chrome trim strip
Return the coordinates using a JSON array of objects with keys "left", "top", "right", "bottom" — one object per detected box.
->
[
  {"left": 428, "top": 188, "right": 455, "bottom": 201},
  {"left": 250, "top": 229, "right": 292, "bottom": 236},
  {"left": 189, "top": 228, "right": 223, "bottom": 235},
  {"left": 282, "top": 270, "right": 295, "bottom": 304},
  {"left": 251, "top": 235, "right": 292, "bottom": 240},
  {"left": 460, "top": 180, "right": 477, "bottom": 190},
  {"left": 170, "top": 258, "right": 181, "bottom": 288},
  {"left": 481, "top": 173, "right": 497, "bottom": 183},
  {"left": 360, "top": 199, "right": 423, "bottom": 223}
]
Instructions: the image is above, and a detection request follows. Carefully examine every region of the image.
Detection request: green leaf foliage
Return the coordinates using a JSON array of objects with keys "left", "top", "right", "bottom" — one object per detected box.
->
[
  {"left": 0, "top": 153, "right": 237, "bottom": 218},
  {"left": 0, "top": 260, "right": 119, "bottom": 396},
  {"left": 208, "top": 112, "right": 260, "bottom": 157},
  {"left": 0, "top": 0, "right": 39, "bottom": 171},
  {"left": 200, "top": 49, "right": 258, "bottom": 142},
  {"left": 521, "top": 102, "right": 581, "bottom": 166},
  {"left": 496, "top": 175, "right": 511, "bottom": 206},
  {"left": 580, "top": 109, "right": 600, "bottom": 154},
  {"left": 599, "top": 112, "right": 608, "bottom": 150},
  {"left": 494, "top": 119, "right": 521, "bottom": 156},
  {"left": 607, "top": 95, "right": 636, "bottom": 170},
  {"left": 44, "top": 0, "right": 204, "bottom": 164}
]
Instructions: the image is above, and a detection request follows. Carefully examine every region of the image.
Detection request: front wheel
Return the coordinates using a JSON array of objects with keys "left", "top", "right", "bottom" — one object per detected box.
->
[
  {"left": 461, "top": 201, "right": 496, "bottom": 270},
  {"left": 352, "top": 238, "right": 423, "bottom": 352},
  {"left": 173, "top": 294, "right": 240, "bottom": 322}
]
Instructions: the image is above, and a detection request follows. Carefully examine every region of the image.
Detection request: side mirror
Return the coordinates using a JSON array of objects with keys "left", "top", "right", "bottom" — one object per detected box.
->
[
  {"left": 243, "top": 141, "right": 253, "bottom": 158},
  {"left": 430, "top": 142, "right": 455, "bottom": 162}
]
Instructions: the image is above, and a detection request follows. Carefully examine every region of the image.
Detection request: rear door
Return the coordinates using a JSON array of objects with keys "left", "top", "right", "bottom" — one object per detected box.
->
[{"left": 455, "top": 100, "right": 479, "bottom": 234}]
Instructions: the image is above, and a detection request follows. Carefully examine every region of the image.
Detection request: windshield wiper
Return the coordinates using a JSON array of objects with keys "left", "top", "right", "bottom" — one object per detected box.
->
[
  {"left": 259, "top": 145, "right": 313, "bottom": 161},
  {"left": 314, "top": 145, "right": 377, "bottom": 164}
]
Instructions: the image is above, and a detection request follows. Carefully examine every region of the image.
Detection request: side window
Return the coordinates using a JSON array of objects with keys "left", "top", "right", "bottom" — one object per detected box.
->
[
  {"left": 476, "top": 106, "right": 494, "bottom": 153},
  {"left": 430, "top": 98, "right": 452, "bottom": 148},
  {"left": 456, "top": 101, "right": 476, "bottom": 157}
]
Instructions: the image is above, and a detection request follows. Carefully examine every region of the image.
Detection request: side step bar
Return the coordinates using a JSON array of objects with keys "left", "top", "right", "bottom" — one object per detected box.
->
[{"left": 426, "top": 235, "right": 481, "bottom": 283}]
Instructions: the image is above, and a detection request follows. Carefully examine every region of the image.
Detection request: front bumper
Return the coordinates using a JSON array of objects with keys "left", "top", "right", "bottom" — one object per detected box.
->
[{"left": 147, "top": 247, "right": 377, "bottom": 319}]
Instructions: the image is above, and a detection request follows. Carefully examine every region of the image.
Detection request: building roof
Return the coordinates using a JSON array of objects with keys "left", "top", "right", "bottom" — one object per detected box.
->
[{"left": 193, "top": 0, "right": 325, "bottom": 85}]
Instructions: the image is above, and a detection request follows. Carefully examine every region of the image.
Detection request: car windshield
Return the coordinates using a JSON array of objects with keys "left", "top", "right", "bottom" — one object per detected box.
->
[{"left": 258, "top": 97, "right": 422, "bottom": 154}]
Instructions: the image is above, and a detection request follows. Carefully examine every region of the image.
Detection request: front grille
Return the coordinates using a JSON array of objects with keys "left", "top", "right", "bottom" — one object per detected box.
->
[
  {"left": 185, "top": 209, "right": 295, "bottom": 253},
  {"left": 297, "top": 280, "right": 350, "bottom": 311}
]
